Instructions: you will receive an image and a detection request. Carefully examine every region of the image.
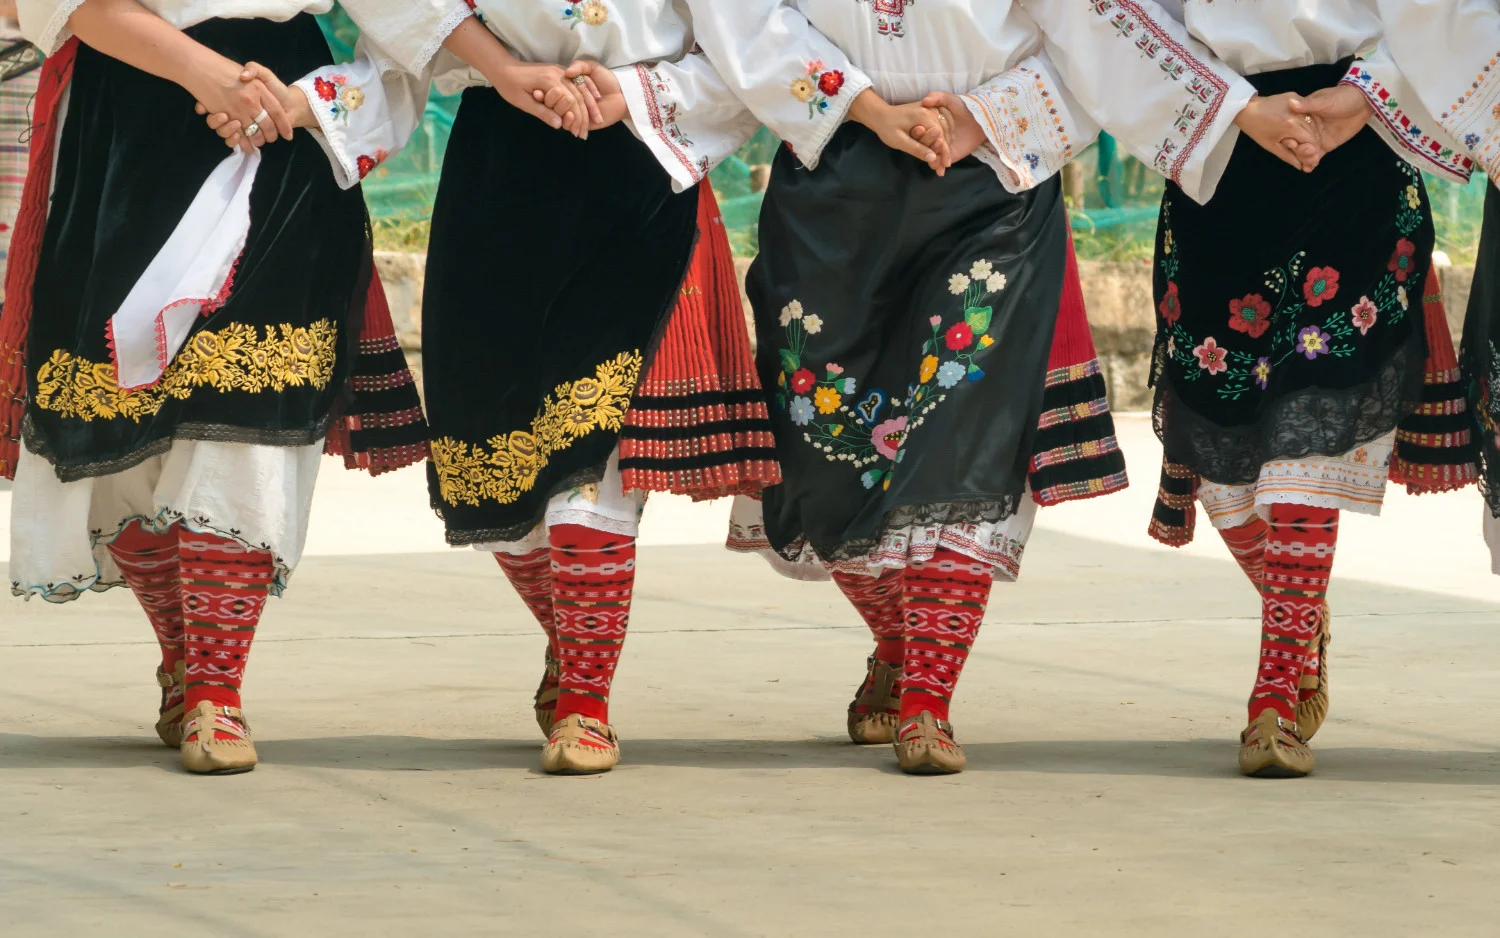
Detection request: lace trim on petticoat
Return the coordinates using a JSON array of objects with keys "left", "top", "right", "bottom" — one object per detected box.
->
[
  {"left": 22, "top": 413, "right": 334, "bottom": 484},
  {"left": 727, "top": 495, "right": 1030, "bottom": 581},
  {"left": 10, "top": 506, "right": 293, "bottom": 604},
  {"left": 1150, "top": 325, "right": 1426, "bottom": 485}
]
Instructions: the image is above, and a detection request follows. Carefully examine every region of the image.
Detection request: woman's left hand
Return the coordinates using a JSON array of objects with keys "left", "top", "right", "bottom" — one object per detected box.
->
[
  {"left": 1290, "top": 85, "right": 1375, "bottom": 158},
  {"left": 196, "top": 62, "right": 315, "bottom": 151},
  {"left": 919, "top": 92, "right": 986, "bottom": 174},
  {"left": 553, "top": 61, "right": 627, "bottom": 131}
]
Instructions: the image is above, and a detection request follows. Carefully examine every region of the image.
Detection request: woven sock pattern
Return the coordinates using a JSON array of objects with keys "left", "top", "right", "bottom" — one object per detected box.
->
[
  {"left": 180, "top": 530, "right": 274, "bottom": 731},
  {"left": 107, "top": 520, "right": 186, "bottom": 674},
  {"left": 1250, "top": 505, "right": 1338, "bottom": 723},
  {"left": 550, "top": 524, "right": 635, "bottom": 724},
  {"left": 1218, "top": 516, "right": 1269, "bottom": 588},
  {"left": 898, "top": 548, "right": 993, "bottom": 723}
]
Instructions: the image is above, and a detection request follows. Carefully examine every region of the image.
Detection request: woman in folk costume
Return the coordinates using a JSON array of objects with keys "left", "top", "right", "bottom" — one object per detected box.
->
[
  {"left": 1372, "top": 0, "right": 1500, "bottom": 576},
  {"left": 1139, "top": 0, "right": 1481, "bottom": 777},
  {"left": 697, "top": 0, "right": 1322, "bottom": 774},
  {"left": 1, "top": 0, "right": 431, "bottom": 774},
  {"left": 371, "top": 1, "right": 773, "bottom": 775}
]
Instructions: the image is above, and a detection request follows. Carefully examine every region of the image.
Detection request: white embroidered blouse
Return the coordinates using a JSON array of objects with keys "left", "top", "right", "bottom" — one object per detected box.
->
[
  {"left": 1369, "top": 0, "right": 1500, "bottom": 181},
  {"left": 689, "top": 0, "right": 1264, "bottom": 203},
  {"left": 381, "top": 0, "right": 761, "bottom": 193},
  {"left": 1157, "top": 0, "right": 1473, "bottom": 183}
]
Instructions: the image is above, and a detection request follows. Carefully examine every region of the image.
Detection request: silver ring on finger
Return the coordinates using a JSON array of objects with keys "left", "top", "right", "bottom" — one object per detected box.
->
[
  {"left": 572, "top": 76, "right": 589, "bottom": 86},
  {"left": 244, "top": 122, "right": 261, "bottom": 138},
  {"left": 252, "top": 109, "right": 270, "bottom": 126}
]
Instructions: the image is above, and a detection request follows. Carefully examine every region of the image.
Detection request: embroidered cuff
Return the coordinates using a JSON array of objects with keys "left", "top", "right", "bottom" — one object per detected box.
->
[
  {"left": 294, "top": 61, "right": 404, "bottom": 190},
  {"left": 1170, "top": 75, "right": 1255, "bottom": 205},
  {"left": 1341, "top": 65, "right": 1475, "bottom": 185},
  {"left": 779, "top": 61, "right": 873, "bottom": 171},
  {"left": 960, "top": 68, "right": 1081, "bottom": 194},
  {"left": 619, "top": 63, "right": 712, "bottom": 193}
]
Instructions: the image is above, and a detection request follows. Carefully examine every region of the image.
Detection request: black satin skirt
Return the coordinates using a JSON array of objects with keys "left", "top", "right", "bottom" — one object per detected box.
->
[
  {"left": 24, "top": 15, "right": 370, "bottom": 482},
  {"left": 748, "top": 124, "right": 1067, "bottom": 563},
  {"left": 1466, "top": 184, "right": 1500, "bottom": 516},
  {"left": 1151, "top": 61, "right": 1432, "bottom": 485},
  {"left": 421, "top": 88, "right": 699, "bottom": 545}
]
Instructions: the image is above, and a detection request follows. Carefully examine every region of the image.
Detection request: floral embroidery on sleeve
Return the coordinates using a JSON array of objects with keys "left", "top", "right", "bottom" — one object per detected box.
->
[
  {"left": 791, "top": 61, "right": 845, "bottom": 119},
  {"left": 356, "top": 149, "right": 391, "bottom": 180},
  {"left": 561, "top": 1, "right": 609, "bottom": 29},
  {"left": 312, "top": 75, "right": 365, "bottom": 124}
]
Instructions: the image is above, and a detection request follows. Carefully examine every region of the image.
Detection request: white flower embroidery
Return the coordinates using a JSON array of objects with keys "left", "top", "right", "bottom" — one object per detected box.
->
[
  {"left": 986, "top": 273, "right": 1007, "bottom": 293},
  {"left": 780, "top": 300, "right": 804, "bottom": 327},
  {"left": 1397, "top": 285, "right": 1409, "bottom": 311},
  {"left": 803, "top": 314, "right": 824, "bottom": 334},
  {"left": 970, "top": 260, "right": 993, "bottom": 280},
  {"left": 948, "top": 274, "right": 971, "bottom": 295}
]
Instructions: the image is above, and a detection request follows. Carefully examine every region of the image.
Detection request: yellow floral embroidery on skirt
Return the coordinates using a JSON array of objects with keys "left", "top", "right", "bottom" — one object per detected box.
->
[
  {"left": 430, "top": 351, "right": 642, "bottom": 507},
  {"left": 33, "top": 320, "right": 339, "bottom": 422}
]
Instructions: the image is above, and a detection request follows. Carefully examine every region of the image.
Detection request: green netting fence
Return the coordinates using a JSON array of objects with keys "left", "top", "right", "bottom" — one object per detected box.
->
[{"left": 317, "top": 10, "right": 1487, "bottom": 262}]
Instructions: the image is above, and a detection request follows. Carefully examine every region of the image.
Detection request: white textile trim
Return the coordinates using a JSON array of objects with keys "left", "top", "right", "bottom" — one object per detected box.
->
[
  {"left": 1485, "top": 509, "right": 1500, "bottom": 577},
  {"left": 1197, "top": 432, "right": 1397, "bottom": 530},
  {"left": 109, "top": 149, "right": 260, "bottom": 391},
  {"left": 724, "top": 493, "right": 1037, "bottom": 582},
  {"left": 8, "top": 438, "right": 322, "bottom": 603},
  {"left": 33, "top": 0, "right": 85, "bottom": 57},
  {"left": 412, "top": 0, "right": 474, "bottom": 75},
  {"left": 294, "top": 57, "right": 406, "bottom": 190},
  {"left": 477, "top": 449, "right": 645, "bottom": 555}
]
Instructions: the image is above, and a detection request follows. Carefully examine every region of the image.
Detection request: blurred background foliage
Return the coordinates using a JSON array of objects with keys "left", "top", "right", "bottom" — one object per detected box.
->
[{"left": 317, "top": 9, "right": 1487, "bottom": 264}]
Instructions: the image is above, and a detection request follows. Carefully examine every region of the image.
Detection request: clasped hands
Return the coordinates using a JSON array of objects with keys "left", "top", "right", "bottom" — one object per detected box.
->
[{"left": 845, "top": 82, "right": 1376, "bottom": 178}]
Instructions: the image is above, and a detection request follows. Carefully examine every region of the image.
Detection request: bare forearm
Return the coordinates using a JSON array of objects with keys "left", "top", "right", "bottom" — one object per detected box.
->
[
  {"left": 66, "top": 0, "right": 230, "bottom": 93},
  {"left": 441, "top": 16, "right": 523, "bottom": 84}
]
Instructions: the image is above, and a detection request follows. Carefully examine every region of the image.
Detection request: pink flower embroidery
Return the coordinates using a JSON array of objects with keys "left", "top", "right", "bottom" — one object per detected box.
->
[
  {"left": 1349, "top": 296, "right": 1378, "bottom": 335},
  {"left": 871, "top": 416, "right": 909, "bottom": 460},
  {"left": 1193, "top": 337, "right": 1228, "bottom": 375}
]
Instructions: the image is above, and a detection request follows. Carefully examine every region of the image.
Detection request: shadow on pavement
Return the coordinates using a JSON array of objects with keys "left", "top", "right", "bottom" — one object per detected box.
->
[{"left": 3, "top": 732, "right": 1497, "bottom": 784}]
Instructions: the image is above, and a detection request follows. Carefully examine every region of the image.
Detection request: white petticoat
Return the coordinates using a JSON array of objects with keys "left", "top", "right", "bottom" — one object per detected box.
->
[
  {"left": 1485, "top": 508, "right": 1500, "bottom": 577},
  {"left": 8, "top": 439, "right": 322, "bottom": 602},
  {"left": 724, "top": 492, "right": 1039, "bottom": 582},
  {"left": 475, "top": 449, "right": 647, "bottom": 555},
  {"left": 1197, "top": 431, "right": 1397, "bottom": 530}
]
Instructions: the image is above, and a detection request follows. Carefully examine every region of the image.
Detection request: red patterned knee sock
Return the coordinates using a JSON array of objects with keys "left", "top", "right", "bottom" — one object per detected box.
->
[
  {"left": 179, "top": 530, "right": 275, "bottom": 737},
  {"left": 831, "top": 568, "right": 904, "bottom": 666},
  {"left": 1250, "top": 505, "right": 1339, "bottom": 724},
  {"left": 1218, "top": 516, "right": 1269, "bottom": 588},
  {"left": 831, "top": 568, "right": 905, "bottom": 717},
  {"left": 550, "top": 524, "right": 635, "bottom": 727},
  {"left": 107, "top": 520, "right": 186, "bottom": 678},
  {"left": 495, "top": 548, "right": 558, "bottom": 678},
  {"left": 898, "top": 548, "right": 993, "bottom": 724}
]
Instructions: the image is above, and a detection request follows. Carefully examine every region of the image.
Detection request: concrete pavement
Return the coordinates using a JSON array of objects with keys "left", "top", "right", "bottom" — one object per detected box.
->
[{"left": 2, "top": 416, "right": 1498, "bottom": 936}]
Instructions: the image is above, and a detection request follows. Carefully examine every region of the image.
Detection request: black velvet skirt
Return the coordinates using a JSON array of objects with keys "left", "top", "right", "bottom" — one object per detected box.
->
[
  {"left": 421, "top": 88, "right": 700, "bottom": 545},
  {"left": 1466, "top": 184, "right": 1500, "bottom": 517},
  {"left": 1151, "top": 61, "right": 1432, "bottom": 485},
  {"left": 24, "top": 16, "right": 373, "bottom": 481},
  {"left": 748, "top": 124, "right": 1067, "bottom": 563}
]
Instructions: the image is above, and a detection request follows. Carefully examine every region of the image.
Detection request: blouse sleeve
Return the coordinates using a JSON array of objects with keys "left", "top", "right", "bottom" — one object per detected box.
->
[
  {"left": 1021, "top": 0, "right": 1257, "bottom": 204},
  {"left": 615, "top": 47, "right": 765, "bottom": 193},
  {"left": 292, "top": 41, "right": 432, "bottom": 191},
  {"left": 958, "top": 51, "right": 1102, "bottom": 193},
  {"left": 341, "top": 0, "right": 474, "bottom": 76},
  {"left": 18, "top": 0, "right": 86, "bottom": 55},
  {"left": 684, "top": 0, "right": 874, "bottom": 170},
  {"left": 1350, "top": 1, "right": 1489, "bottom": 182}
]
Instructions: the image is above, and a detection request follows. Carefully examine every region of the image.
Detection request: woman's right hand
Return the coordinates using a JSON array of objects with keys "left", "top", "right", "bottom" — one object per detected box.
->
[
  {"left": 183, "top": 55, "right": 294, "bottom": 151},
  {"left": 493, "top": 61, "right": 603, "bottom": 139},
  {"left": 1233, "top": 92, "right": 1322, "bottom": 173},
  {"left": 849, "top": 90, "right": 949, "bottom": 171},
  {"left": 197, "top": 62, "right": 315, "bottom": 152}
]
